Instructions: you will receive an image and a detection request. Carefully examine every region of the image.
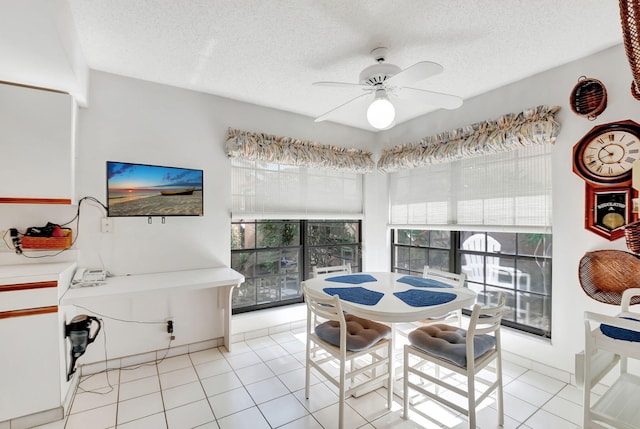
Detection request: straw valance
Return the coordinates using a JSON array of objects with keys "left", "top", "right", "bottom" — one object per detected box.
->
[
  {"left": 225, "top": 128, "right": 375, "bottom": 173},
  {"left": 377, "top": 105, "right": 561, "bottom": 172}
]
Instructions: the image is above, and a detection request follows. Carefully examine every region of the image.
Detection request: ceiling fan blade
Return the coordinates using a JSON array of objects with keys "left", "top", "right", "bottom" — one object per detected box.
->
[
  {"left": 385, "top": 61, "right": 444, "bottom": 87},
  {"left": 398, "top": 87, "right": 463, "bottom": 110},
  {"left": 312, "top": 81, "right": 368, "bottom": 89},
  {"left": 314, "top": 92, "right": 372, "bottom": 122}
]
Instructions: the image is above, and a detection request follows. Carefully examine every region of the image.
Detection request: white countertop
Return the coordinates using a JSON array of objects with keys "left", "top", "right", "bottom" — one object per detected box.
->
[
  {"left": 60, "top": 266, "right": 245, "bottom": 305},
  {"left": 0, "top": 262, "right": 77, "bottom": 285}
]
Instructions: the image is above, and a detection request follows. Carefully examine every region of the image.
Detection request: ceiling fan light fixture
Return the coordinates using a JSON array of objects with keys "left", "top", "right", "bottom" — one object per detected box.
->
[{"left": 367, "top": 89, "right": 395, "bottom": 130}]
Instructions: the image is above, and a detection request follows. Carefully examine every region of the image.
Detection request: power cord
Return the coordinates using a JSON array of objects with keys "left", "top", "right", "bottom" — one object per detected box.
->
[
  {"left": 11, "top": 196, "right": 107, "bottom": 259},
  {"left": 72, "top": 304, "right": 174, "bottom": 395}
]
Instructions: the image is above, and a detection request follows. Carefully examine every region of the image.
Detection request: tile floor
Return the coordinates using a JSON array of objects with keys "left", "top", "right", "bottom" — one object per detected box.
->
[{"left": 33, "top": 329, "right": 586, "bottom": 429}]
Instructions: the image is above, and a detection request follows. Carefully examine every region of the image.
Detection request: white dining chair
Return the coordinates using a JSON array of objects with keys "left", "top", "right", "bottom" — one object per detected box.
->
[
  {"left": 302, "top": 282, "right": 393, "bottom": 429},
  {"left": 403, "top": 293, "right": 506, "bottom": 429},
  {"left": 582, "top": 288, "right": 640, "bottom": 429},
  {"left": 312, "top": 263, "right": 352, "bottom": 278},
  {"left": 420, "top": 266, "right": 467, "bottom": 326}
]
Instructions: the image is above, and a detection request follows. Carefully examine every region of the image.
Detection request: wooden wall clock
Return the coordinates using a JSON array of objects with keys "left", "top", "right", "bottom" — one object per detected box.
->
[{"left": 573, "top": 120, "right": 640, "bottom": 240}]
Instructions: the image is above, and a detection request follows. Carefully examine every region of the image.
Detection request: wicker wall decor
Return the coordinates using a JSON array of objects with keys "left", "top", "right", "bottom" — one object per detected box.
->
[
  {"left": 569, "top": 76, "right": 607, "bottom": 120},
  {"left": 625, "top": 220, "right": 640, "bottom": 253},
  {"left": 619, "top": 0, "right": 640, "bottom": 100},
  {"left": 578, "top": 249, "right": 640, "bottom": 305}
]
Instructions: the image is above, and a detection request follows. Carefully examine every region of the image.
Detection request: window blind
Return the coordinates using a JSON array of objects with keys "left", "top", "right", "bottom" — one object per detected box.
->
[
  {"left": 389, "top": 144, "right": 552, "bottom": 232},
  {"left": 231, "top": 158, "right": 364, "bottom": 220}
]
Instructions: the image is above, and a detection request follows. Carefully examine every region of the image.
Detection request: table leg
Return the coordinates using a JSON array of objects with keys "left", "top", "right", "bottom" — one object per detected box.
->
[{"left": 218, "top": 283, "right": 239, "bottom": 352}]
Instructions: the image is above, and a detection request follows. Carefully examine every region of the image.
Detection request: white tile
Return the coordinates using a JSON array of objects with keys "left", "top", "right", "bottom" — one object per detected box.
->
[
  {"left": 517, "top": 370, "right": 566, "bottom": 395},
  {"left": 159, "top": 366, "right": 198, "bottom": 390},
  {"left": 119, "top": 364, "right": 158, "bottom": 383},
  {"left": 245, "top": 376, "right": 290, "bottom": 404},
  {"left": 188, "top": 339, "right": 219, "bottom": 354},
  {"left": 30, "top": 419, "right": 66, "bottom": 429},
  {"left": 393, "top": 408, "right": 455, "bottom": 429},
  {"left": 311, "top": 401, "right": 367, "bottom": 429},
  {"left": 245, "top": 328, "right": 270, "bottom": 341},
  {"left": 117, "top": 412, "right": 167, "bottom": 429},
  {"left": 270, "top": 331, "right": 300, "bottom": 344},
  {"left": 161, "top": 344, "right": 190, "bottom": 359},
  {"left": 190, "top": 347, "right": 223, "bottom": 365},
  {"left": 201, "top": 371, "right": 243, "bottom": 397},
  {"left": 165, "top": 399, "right": 215, "bottom": 429},
  {"left": 208, "top": 387, "right": 256, "bottom": 418},
  {"left": 264, "top": 354, "right": 304, "bottom": 375},
  {"left": 162, "top": 380, "right": 206, "bottom": 410},
  {"left": 157, "top": 354, "right": 193, "bottom": 374},
  {"left": 246, "top": 335, "right": 278, "bottom": 349},
  {"left": 555, "top": 383, "right": 583, "bottom": 405},
  {"left": 65, "top": 403, "right": 117, "bottom": 429},
  {"left": 524, "top": 409, "right": 580, "bottom": 429},
  {"left": 221, "top": 341, "right": 251, "bottom": 356},
  {"left": 281, "top": 339, "right": 307, "bottom": 354},
  {"left": 259, "top": 394, "right": 310, "bottom": 428},
  {"left": 226, "top": 350, "right": 262, "bottom": 370},
  {"left": 541, "top": 395, "right": 583, "bottom": 425},
  {"left": 70, "top": 385, "right": 119, "bottom": 414},
  {"left": 11, "top": 408, "right": 64, "bottom": 429},
  {"left": 235, "top": 362, "right": 275, "bottom": 385},
  {"left": 278, "top": 414, "right": 324, "bottom": 429},
  {"left": 118, "top": 375, "right": 161, "bottom": 401},
  {"left": 254, "top": 343, "right": 290, "bottom": 361},
  {"left": 193, "top": 422, "right": 220, "bottom": 429},
  {"left": 293, "top": 382, "right": 338, "bottom": 412},
  {"left": 120, "top": 352, "right": 157, "bottom": 368},
  {"left": 77, "top": 370, "right": 120, "bottom": 391},
  {"left": 217, "top": 406, "right": 271, "bottom": 429},
  {"left": 503, "top": 392, "right": 538, "bottom": 423},
  {"left": 117, "top": 392, "right": 164, "bottom": 425},
  {"left": 195, "top": 358, "right": 232, "bottom": 379},
  {"left": 345, "top": 389, "right": 394, "bottom": 422},
  {"left": 504, "top": 378, "right": 554, "bottom": 407},
  {"left": 278, "top": 367, "right": 321, "bottom": 392}
]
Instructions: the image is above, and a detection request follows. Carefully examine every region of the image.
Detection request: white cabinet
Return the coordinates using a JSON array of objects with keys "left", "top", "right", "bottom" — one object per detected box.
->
[
  {"left": 0, "top": 262, "right": 75, "bottom": 425},
  {"left": 0, "top": 83, "right": 74, "bottom": 203}
]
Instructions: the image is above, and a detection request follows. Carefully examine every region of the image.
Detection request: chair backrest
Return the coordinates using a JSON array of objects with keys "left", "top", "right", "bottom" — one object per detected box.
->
[
  {"left": 422, "top": 266, "right": 466, "bottom": 288},
  {"left": 467, "top": 292, "right": 506, "bottom": 339},
  {"left": 312, "top": 263, "right": 352, "bottom": 278},
  {"left": 461, "top": 234, "right": 502, "bottom": 283}
]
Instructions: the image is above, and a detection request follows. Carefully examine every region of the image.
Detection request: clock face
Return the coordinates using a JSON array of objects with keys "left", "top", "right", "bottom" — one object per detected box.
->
[{"left": 574, "top": 121, "right": 640, "bottom": 184}]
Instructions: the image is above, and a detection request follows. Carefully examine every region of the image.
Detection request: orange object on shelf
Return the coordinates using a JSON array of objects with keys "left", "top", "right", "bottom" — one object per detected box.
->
[{"left": 21, "top": 229, "right": 72, "bottom": 250}]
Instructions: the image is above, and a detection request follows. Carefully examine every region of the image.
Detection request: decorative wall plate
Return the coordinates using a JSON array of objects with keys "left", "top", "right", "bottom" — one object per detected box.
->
[{"left": 569, "top": 76, "right": 607, "bottom": 120}]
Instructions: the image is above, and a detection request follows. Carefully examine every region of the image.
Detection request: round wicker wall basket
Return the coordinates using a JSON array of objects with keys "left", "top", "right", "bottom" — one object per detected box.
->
[
  {"left": 579, "top": 250, "right": 640, "bottom": 305},
  {"left": 569, "top": 76, "right": 607, "bottom": 120}
]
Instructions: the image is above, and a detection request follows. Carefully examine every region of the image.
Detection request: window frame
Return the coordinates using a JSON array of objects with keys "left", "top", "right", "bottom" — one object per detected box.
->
[{"left": 391, "top": 229, "right": 552, "bottom": 338}]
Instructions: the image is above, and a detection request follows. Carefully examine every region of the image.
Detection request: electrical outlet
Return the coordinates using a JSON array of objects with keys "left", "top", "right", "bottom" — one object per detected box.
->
[{"left": 101, "top": 218, "right": 112, "bottom": 233}]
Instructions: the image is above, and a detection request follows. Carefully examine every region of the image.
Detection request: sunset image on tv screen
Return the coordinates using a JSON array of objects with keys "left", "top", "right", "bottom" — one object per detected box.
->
[{"left": 107, "top": 161, "right": 203, "bottom": 217}]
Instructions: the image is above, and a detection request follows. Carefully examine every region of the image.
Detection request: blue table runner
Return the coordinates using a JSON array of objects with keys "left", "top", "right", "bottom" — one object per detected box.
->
[
  {"left": 323, "top": 286, "right": 384, "bottom": 306},
  {"left": 325, "top": 274, "right": 377, "bottom": 284},
  {"left": 397, "top": 276, "right": 453, "bottom": 288},
  {"left": 393, "top": 289, "right": 456, "bottom": 307}
]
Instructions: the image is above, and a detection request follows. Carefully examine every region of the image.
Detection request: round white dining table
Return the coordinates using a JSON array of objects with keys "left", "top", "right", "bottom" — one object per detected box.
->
[{"left": 303, "top": 271, "right": 477, "bottom": 324}]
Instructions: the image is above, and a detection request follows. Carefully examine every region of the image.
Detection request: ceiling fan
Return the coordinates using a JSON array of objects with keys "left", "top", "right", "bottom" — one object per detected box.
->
[{"left": 313, "top": 47, "right": 463, "bottom": 130}]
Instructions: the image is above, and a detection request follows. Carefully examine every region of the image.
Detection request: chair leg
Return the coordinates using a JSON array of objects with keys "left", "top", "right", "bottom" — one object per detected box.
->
[
  {"left": 305, "top": 340, "right": 311, "bottom": 399},
  {"left": 339, "top": 360, "right": 346, "bottom": 429},
  {"left": 496, "top": 354, "right": 504, "bottom": 427},
  {"left": 403, "top": 346, "right": 409, "bottom": 419},
  {"left": 387, "top": 340, "right": 393, "bottom": 410},
  {"left": 467, "top": 373, "right": 476, "bottom": 429}
]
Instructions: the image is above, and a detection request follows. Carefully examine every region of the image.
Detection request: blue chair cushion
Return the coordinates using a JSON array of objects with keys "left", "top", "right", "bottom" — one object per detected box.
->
[
  {"left": 315, "top": 314, "right": 391, "bottom": 352},
  {"left": 600, "top": 317, "right": 640, "bottom": 342},
  {"left": 408, "top": 324, "right": 496, "bottom": 367}
]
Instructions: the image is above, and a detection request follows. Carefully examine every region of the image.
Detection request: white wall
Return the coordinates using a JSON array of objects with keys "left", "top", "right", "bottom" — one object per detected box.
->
[
  {"left": 68, "top": 70, "right": 375, "bottom": 362},
  {"left": 377, "top": 43, "right": 635, "bottom": 374}
]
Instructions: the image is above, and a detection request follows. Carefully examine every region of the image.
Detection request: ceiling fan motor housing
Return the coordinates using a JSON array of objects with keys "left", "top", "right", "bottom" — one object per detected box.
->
[{"left": 359, "top": 63, "right": 401, "bottom": 86}]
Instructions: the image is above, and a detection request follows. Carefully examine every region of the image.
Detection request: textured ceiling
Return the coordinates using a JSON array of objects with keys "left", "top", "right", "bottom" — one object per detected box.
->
[{"left": 68, "top": 0, "right": 624, "bottom": 131}]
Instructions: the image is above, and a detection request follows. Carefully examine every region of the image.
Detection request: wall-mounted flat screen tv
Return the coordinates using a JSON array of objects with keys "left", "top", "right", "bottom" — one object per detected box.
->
[{"left": 107, "top": 161, "right": 203, "bottom": 217}]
